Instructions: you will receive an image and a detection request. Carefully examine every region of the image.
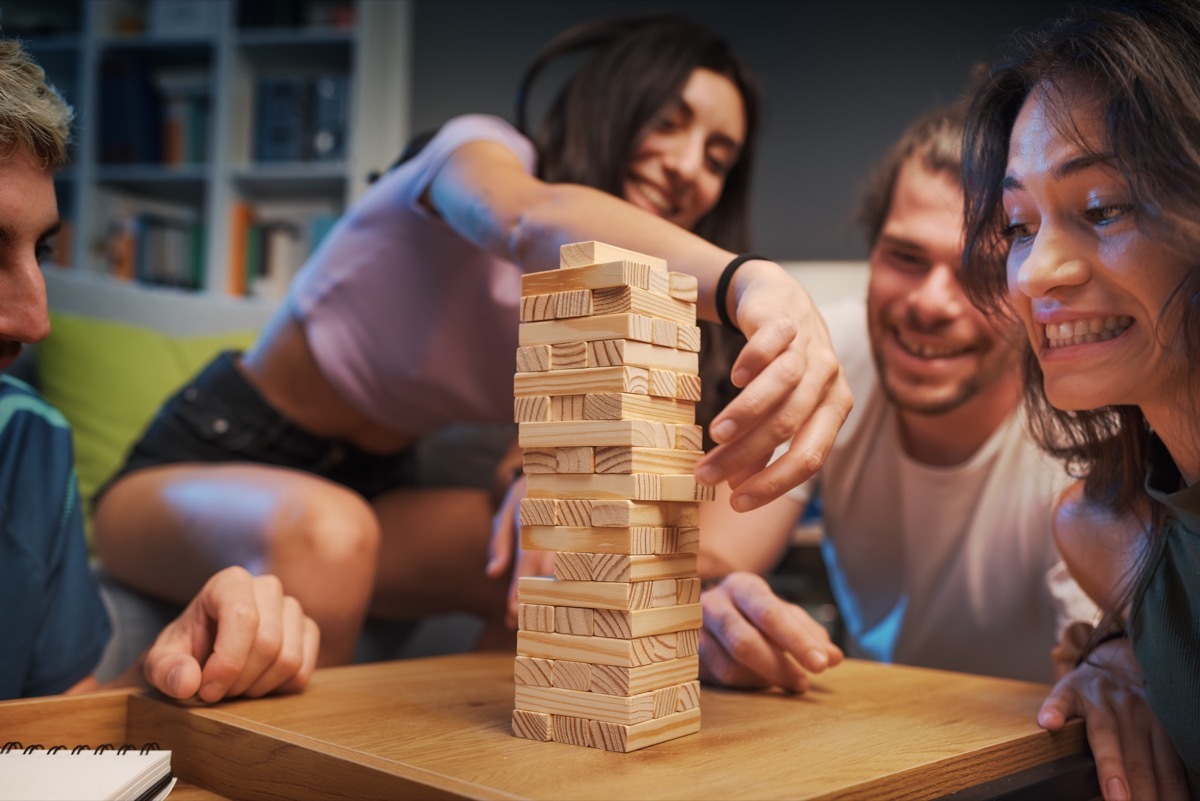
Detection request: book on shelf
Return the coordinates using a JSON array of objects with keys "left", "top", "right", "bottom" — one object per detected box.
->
[
  {"left": 156, "top": 69, "right": 210, "bottom": 167},
  {"left": 227, "top": 202, "right": 340, "bottom": 300},
  {"left": 98, "top": 55, "right": 163, "bottom": 166},
  {"left": 253, "top": 73, "right": 349, "bottom": 163},
  {"left": 99, "top": 195, "right": 204, "bottom": 291}
]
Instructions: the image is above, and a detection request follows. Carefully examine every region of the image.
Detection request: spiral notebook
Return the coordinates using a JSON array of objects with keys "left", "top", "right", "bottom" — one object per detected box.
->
[{"left": 0, "top": 743, "right": 175, "bottom": 801}]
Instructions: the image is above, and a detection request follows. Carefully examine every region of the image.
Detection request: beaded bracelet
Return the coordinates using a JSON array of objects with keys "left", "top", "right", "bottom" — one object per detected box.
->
[{"left": 716, "top": 253, "right": 768, "bottom": 333}]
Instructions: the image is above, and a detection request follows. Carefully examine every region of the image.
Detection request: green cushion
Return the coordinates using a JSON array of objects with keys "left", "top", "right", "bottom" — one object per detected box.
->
[{"left": 38, "top": 311, "right": 257, "bottom": 540}]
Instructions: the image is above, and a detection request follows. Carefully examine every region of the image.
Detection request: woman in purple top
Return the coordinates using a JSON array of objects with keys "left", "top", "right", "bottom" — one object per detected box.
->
[{"left": 92, "top": 14, "right": 852, "bottom": 665}]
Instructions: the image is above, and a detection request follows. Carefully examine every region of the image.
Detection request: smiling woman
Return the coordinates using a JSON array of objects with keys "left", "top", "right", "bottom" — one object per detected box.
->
[
  {"left": 89, "top": 11, "right": 852, "bottom": 671},
  {"left": 961, "top": 2, "right": 1200, "bottom": 798}
]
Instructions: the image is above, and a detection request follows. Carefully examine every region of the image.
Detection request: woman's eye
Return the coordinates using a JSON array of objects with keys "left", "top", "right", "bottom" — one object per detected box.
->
[
  {"left": 1085, "top": 202, "right": 1133, "bottom": 226},
  {"left": 1002, "top": 221, "right": 1033, "bottom": 244}
]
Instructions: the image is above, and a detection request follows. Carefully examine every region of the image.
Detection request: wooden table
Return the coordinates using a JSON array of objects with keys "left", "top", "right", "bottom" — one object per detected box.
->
[{"left": 0, "top": 653, "right": 1090, "bottom": 800}]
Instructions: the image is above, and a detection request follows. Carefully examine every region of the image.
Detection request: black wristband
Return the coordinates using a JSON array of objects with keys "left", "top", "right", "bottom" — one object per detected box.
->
[
  {"left": 1075, "top": 628, "right": 1127, "bottom": 668},
  {"left": 716, "top": 253, "right": 768, "bottom": 333}
]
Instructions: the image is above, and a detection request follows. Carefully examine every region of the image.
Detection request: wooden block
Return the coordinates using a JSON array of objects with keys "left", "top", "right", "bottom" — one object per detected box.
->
[
  {"left": 548, "top": 341, "right": 588, "bottom": 370},
  {"left": 668, "top": 272, "right": 698, "bottom": 302},
  {"left": 593, "top": 604, "right": 703, "bottom": 639},
  {"left": 590, "top": 553, "right": 698, "bottom": 582},
  {"left": 516, "top": 345, "right": 551, "bottom": 372},
  {"left": 519, "top": 420, "right": 680, "bottom": 449},
  {"left": 675, "top": 373, "right": 702, "bottom": 401},
  {"left": 594, "top": 446, "right": 703, "bottom": 475},
  {"left": 588, "top": 707, "right": 701, "bottom": 753},
  {"left": 514, "top": 396, "right": 549, "bottom": 423},
  {"left": 659, "top": 474, "right": 715, "bottom": 502},
  {"left": 582, "top": 393, "right": 695, "bottom": 424},
  {"left": 553, "top": 552, "right": 592, "bottom": 581},
  {"left": 526, "top": 472, "right": 662, "bottom": 501},
  {"left": 518, "top": 498, "right": 559, "bottom": 526},
  {"left": 550, "top": 714, "right": 592, "bottom": 748},
  {"left": 517, "top": 576, "right": 669, "bottom": 611},
  {"left": 587, "top": 339, "right": 699, "bottom": 374},
  {"left": 554, "top": 606, "right": 593, "bottom": 636},
  {"left": 518, "top": 630, "right": 678, "bottom": 668},
  {"left": 648, "top": 368, "right": 678, "bottom": 399},
  {"left": 674, "top": 425, "right": 704, "bottom": 450},
  {"left": 514, "top": 366, "right": 649, "bottom": 397},
  {"left": 676, "top": 628, "right": 699, "bottom": 657},
  {"left": 550, "top": 395, "right": 585, "bottom": 421},
  {"left": 523, "top": 260, "right": 653, "bottom": 296},
  {"left": 587, "top": 500, "right": 700, "bottom": 528},
  {"left": 551, "top": 660, "right": 592, "bottom": 692},
  {"left": 590, "top": 656, "right": 700, "bottom": 696},
  {"left": 651, "top": 318, "right": 678, "bottom": 348},
  {"left": 653, "top": 686, "right": 680, "bottom": 718},
  {"left": 676, "top": 324, "right": 702, "bottom": 352},
  {"left": 519, "top": 313, "right": 654, "bottom": 348},
  {"left": 517, "top": 603, "right": 556, "bottom": 633},
  {"left": 515, "top": 685, "right": 656, "bottom": 726},
  {"left": 514, "top": 656, "right": 554, "bottom": 687},
  {"left": 521, "top": 525, "right": 680, "bottom": 555},
  {"left": 590, "top": 285, "right": 696, "bottom": 326},
  {"left": 522, "top": 447, "right": 594, "bottom": 474},
  {"left": 676, "top": 680, "right": 701, "bottom": 712},
  {"left": 553, "top": 288, "right": 592, "bottom": 318},
  {"left": 553, "top": 499, "right": 591, "bottom": 527},
  {"left": 675, "top": 526, "right": 700, "bottom": 553},
  {"left": 675, "top": 577, "right": 701, "bottom": 604},
  {"left": 559, "top": 241, "right": 667, "bottom": 272},
  {"left": 520, "top": 294, "right": 556, "bottom": 322},
  {"left": 512, "top": 709, "right": 553, "bottom": 741}
]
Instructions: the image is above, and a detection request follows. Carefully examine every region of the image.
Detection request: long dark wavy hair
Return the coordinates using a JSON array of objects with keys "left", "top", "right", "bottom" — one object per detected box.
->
[
  {"left": 516, "top": 13, "right": 763, "bottom": 435},
  {"left": 960, "top": 0, "right": 1200, "bottom": 619}
]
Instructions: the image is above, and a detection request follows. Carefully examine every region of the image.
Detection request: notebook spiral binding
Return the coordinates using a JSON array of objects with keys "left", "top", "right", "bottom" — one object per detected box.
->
[{"left": 1, "top": 741, "right": 161, "bottom": 755}]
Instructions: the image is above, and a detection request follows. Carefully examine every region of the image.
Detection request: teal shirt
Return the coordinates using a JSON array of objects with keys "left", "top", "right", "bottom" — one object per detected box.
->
[{"left": 1131, "top": 436, "right": 1200, "bottom": 792}]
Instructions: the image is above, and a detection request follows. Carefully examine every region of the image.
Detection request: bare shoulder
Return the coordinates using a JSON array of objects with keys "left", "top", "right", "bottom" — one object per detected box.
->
[{"left": 1053, "top": 481, "right": 1148, "bottom": 614}]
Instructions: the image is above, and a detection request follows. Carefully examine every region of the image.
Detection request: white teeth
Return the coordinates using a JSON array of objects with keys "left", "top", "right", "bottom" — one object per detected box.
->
[
  {"left": 633, "top": 180, "right": 674, "bottom": 216},
  {"left": 1044, "top": 315, "right": 1133, "bottom": 348},
  {"left": 897, "top": 334, "right": 965, "bottom": 359}
]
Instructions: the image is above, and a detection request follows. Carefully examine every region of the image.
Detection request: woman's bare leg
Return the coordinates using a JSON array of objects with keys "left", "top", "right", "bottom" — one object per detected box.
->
[{"left": 92, "top": 463, "right": 380, "bottom": 665}]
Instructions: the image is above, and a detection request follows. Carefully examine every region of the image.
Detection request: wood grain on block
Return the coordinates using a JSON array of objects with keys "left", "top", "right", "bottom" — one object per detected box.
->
[
  {"left": 675, "top": 373, "right": 702, "bottom": 401},
  {"left": 590, "top": 285, "right": 696, "bottom": 325},
  {"left": 592, "top": 604, "right": 702, "bottom": 639},
  {"left": 521, "top": 447, "right": 595, "bottom": 474},
  {"left": 514, "top": 395, "right": 549, "bottom": 423},
  {"left": 518, "top": 497, "right": 558, "bottom": 526},
  {"left": 675, "top": 527, "right": 700, "bottom": 554},
  {"left": 588, "top": 707, "right": 701, "bottom": 753},
  {"left": 517, "top": 576, "right": 675, "bottom": 610},
  {"left": 514, "top": 365, "right": 649, "bottom": 397},
  {"left": 550, "top": 395, "right": 585, "bottom": 421},
  {"left": 515, "top": 685, "right": 656, "bottom": 726},
  {"left": 675, "top": 577, "right": 701, "bottom": 604},
  {"left": 549, "top": 714, "right": 592, "bottom": 748},
  {"left": 520, "top": 293, "right": 556, "bottom": 322},
  {"left": 554, "top": 606, "right": 594, "bottom": 636},
  {"left": 594, "top": 446, "right": 703, "bottom": 475},
  {"left": 590, "top": 656, "right": 700, "bottom": 696},
  {"left": 520, "top": 525, "right": 684, "bottom": 555},
  {"left": 549, "top": 341, "right": 588, "bottom": 370},
  {"left": 668, "top": 272, "right": 698, "bottom": 302},
  {"left": 653, "top": 686, "right": 680, "bottom": 718},
  {"left": 551, "top": 660, "right": 592, "bottom": 692},
  {"left": 589, "top": 552, "right": 697, "bottom": 582},
  {"left": 522, "top": 260, "right": 653, "bottom": 295},
  {"left": 587, "top": 339, "right": 699, "bottom": 374},
  {"left": 516, "top": 344, "right": 551, "bottom": 372},
  {"left": 651, "top": 318, "right": 678, "bottom": 348},
  {"left": 511, "top": 708, "right": 553, "bottom": 741},
  {"left": 676, "top": 324, "right": 702, "bottom": 352},
  {"left": 527, "top": 472, "right": 661, "bottom": 501},
  {"left": 675, "top": 680, "right": 701, "bottom": 712},
  {"left": 517, "top": 603, "right": 555, "bottom": 633},
  {"left": 554, "top": 499, "right": 592, "bottom": 526},
  {"left": 647, "top": 368, "right": 677, "bottom": 399},
  {"left": 552, "top": 551, "right": 592, "bottom": 581},
  {"left": 553, "top": 289, "right": 592, "bottom": 318},
  {"left": 513, "top": 656, "right": 553, "bottom": 687},
  {"left": 559, "top": 241, "right": 667, "bottom": 272},
  {"left": 519, "top": 313, "right": 654, "bottom": 347},
  {"left": 659, "top": 474, "right": 715, "bottom": 502},
  {"left": 582, "top": 393, "right": 695, "bottom": 424},
  {"left": 587, "top": 499, "right": 700, "bottom": 528},
  {"left": 517, "top": 630, "right": 677, "bottom": 668},
  {"left": 673, "top": 424, "right": 704, "bottom": 450},
  {"left": 518, "top": 420, "right": 679, "bottom": 449},
  {"left": 675, "top": 628, "right": 699, "bottom": 657}
]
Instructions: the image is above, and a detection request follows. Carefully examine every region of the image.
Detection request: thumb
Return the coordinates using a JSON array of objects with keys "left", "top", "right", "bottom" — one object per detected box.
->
[
  {"left": 143, "top": 627, "right": 204, "bottom": 699},
  {"left": 1037, "top": 682, "right": 1076, "bottom": 730}
]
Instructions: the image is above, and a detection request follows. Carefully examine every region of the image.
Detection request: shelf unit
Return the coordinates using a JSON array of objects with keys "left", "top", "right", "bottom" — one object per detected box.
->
[{"left": 13, "top": 0, "right": 411, "bottom": 301}]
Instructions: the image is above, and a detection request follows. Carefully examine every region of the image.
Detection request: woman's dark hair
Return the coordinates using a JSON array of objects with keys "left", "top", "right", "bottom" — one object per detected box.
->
[
  {"left": 517, "top": 13, "right": 761, "bottom": 435},
  {"left": 961, "top": 0, "right": 1200, "bottom": 514},
  {"left": 959, "top": 0, "right": 1200, "bottom": 649}
]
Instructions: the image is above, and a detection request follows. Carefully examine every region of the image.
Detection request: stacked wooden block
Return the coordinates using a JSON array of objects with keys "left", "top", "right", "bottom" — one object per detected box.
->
[{"left": 511, "top": 241, "right": 713, "bottom": 753}]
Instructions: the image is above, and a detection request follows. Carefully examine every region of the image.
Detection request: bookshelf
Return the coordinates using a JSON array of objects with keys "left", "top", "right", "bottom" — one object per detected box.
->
[{"left": 12, "top": 0, "right": 410, "bottom": 302}]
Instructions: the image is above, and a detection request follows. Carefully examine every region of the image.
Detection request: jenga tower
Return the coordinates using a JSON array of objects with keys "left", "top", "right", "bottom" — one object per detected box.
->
[{"left": 510, "top": 241, "right": 713, "bottom": 753}]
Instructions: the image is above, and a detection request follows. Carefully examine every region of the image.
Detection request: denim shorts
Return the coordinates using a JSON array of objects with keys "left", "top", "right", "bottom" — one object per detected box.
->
[{"left": 97, "top": 351, "right": 419, "bottom": 504}]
